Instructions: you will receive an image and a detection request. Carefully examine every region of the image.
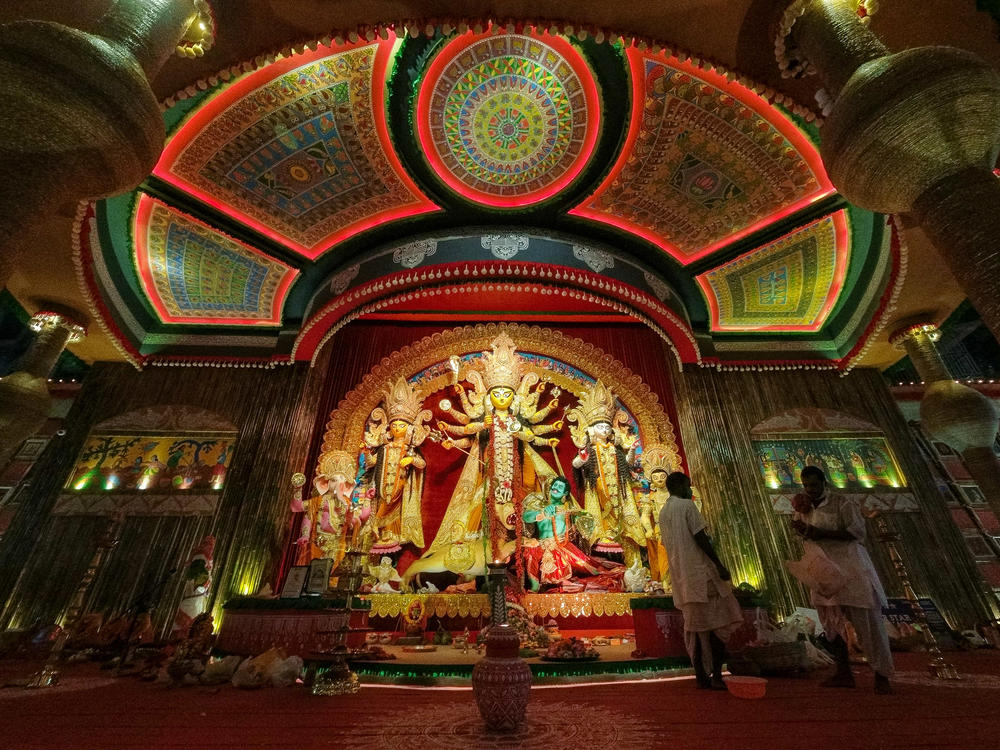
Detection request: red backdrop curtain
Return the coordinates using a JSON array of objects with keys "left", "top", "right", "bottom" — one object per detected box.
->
[{"left": 276, "top": 321, "right": 684, "bottom": 582}]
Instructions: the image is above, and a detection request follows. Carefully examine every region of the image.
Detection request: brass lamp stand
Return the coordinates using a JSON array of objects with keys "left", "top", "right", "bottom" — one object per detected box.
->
[
  {"left": 27, "top": 512, "right": 124, "bottom": 688},
  {"left": 872, "top": 513, "right": 960, "bottom": 680}
]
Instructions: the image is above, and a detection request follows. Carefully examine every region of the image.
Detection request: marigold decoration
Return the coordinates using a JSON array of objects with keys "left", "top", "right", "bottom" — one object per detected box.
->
[{"left": 545, "top": 636, "right": 600, "bottom": 660}]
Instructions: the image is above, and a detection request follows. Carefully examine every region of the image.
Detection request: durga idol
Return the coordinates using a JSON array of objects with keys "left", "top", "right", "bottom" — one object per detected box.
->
[{"left": 423, "top": 332, "right": 563, "bottom": 570}]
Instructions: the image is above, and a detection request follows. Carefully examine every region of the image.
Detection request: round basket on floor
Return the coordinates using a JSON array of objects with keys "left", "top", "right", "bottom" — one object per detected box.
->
[{"left": 726, "top": 676, "right": 767, "bottom": 699}]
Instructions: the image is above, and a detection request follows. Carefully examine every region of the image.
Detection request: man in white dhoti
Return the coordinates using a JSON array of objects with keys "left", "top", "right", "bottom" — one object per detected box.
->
[
  {"left": 659, "top": 472, "right": 742, "bottom": 690},
  {"left": 791, "top": 465, "right": 893, "bottom": 695}
]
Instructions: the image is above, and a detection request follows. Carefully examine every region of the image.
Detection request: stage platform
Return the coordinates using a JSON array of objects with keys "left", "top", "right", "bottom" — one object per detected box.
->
[
  {"left": 216, "top": 592, "right": 763, "bottom": 681},
  {"left": 348, "top": 643, "right": 690, "bottom": 685}
]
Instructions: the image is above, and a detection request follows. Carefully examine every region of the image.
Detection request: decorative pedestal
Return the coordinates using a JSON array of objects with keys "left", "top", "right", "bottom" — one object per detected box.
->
[
  {"left": 471, "top": 561, "right": 532, "bottom": 732},
  {"left": 631, "top": 597, "right": 761, "bottom": 658},
  {"left": 308, "top": 647, "right": 360, "bottom": 696},
  {"left": 471, "top": 623, "right": 532, "bottom": 731}
]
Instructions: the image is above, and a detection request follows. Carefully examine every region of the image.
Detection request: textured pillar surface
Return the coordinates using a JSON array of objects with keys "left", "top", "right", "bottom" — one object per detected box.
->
[
  {"left": 0, "top": 0, "right": 209, "bottom": 287},
  {"left": 776, "top": 0, "right": 1000, "bottom": 341},
  {"left": 892, "top": 323, "right": 1000, "bottom": 520},
  {"left": 0, "top": 311, "right": 86, "bottom": 471}
]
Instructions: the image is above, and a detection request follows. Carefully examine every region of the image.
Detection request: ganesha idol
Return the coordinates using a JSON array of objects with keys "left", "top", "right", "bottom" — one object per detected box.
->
[{"left": 291, "top": 450, "right": 364, "bottom": 568}]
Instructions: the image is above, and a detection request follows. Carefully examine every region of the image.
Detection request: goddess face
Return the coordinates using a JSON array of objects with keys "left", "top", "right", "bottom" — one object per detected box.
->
[
  {"left": 489, "top": 386, "right": 515, "bottom": 410},
  {"left": 650, "top": 470, "right": 667, "bottom": 490},
  {"left": 389, "top": 419, "right": 410, "bottom": 440},
  {"left": 591, "top": 422, "right": 613, "bottom": 443}
]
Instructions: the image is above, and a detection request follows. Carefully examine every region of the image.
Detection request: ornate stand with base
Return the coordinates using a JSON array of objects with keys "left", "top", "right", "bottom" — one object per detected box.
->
[
  {"left": 307, "top": 551, "right": 368, "bottom": 696},
  {"left": 472, "top": 562, "right": 532, "bottom": 731},
  {"left": 26, "top": 512, "right": 123, "bottom": 688},
  {"left": 873, "top": 513, "right": 960, "bottom": 680}
]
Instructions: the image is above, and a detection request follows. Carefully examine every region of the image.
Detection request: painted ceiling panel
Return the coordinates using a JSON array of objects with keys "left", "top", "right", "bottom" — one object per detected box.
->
[
  {"left": 79, "top": 26, "right": 892, "bottom": 367},
  {"left": 416, "top": 30, "right": 599, "bottom": 207},
  {"left": 695, "top": 210, "right": 849, "bottom": 332},
  {"left": 134, "top": 195, "right": 298, "bottom": 326},
  {"left": 153, "top": 38, "right": 438, "bottom": 258},
  {"left": 571, "top": 48, "right": 835, "bottom": 264}
]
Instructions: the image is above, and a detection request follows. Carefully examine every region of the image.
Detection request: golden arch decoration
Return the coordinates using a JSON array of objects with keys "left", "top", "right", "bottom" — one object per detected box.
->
[{"left": 318, "top": 323, "right": 681, "bottom": 470}]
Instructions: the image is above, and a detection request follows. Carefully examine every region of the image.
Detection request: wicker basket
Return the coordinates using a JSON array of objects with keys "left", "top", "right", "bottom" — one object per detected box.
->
[{"left": 728, "top": 641, "right": 808, "bottom": 676}]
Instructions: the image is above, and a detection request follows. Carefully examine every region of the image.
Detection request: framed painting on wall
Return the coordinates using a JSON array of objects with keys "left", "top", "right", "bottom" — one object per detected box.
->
[{"left": 957, "top": 484, "right": 987, "bottom": 507}]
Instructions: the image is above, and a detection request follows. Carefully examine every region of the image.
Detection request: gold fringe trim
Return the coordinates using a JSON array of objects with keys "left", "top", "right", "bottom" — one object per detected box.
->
[
  {"left": 523, "top": 593, "right": 634, "bottom": 618},
  {"left": 361, "top": 592, "right": 634, "bottom": 619}
]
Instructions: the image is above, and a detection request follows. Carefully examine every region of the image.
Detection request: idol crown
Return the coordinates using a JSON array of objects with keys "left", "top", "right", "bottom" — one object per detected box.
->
[
  {"left": 577, "top": 380, "right": 617, "bottom": 427},
  {"left": 481, "top": 332, "right": 522, "bottom": 391},
  {"left": 319, "top": 449, "right": 357, "bottom": 480},
  {"left": 383, "top": 375, "right": 423, "bottom": 424},
  {"left": 642, "top": 443, "right": 676, "bottom": 474}
]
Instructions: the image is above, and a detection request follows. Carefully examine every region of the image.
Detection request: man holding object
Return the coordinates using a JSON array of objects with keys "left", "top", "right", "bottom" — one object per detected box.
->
[
  {"left": 659, "top": 471, "right": 742, "bottom": 690},
  {"left": 791, "top": 465, "right": 893, "bottom": 694}
]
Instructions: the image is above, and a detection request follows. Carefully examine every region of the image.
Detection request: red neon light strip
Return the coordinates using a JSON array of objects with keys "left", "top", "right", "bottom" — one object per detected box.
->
[
  {"left": 154, "top": 39, "right": 439, "bottom": 259},
  {"left": 293, "top": 262, "right": 699, "bottom": 363},
  {"left": 570, "top": 48, "right": 835, "bottom": 265}
]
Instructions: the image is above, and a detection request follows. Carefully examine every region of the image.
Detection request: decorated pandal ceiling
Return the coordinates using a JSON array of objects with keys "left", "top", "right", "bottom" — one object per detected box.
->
[{"left": 78, "top": 27, "right": 897, "bottom": 369}]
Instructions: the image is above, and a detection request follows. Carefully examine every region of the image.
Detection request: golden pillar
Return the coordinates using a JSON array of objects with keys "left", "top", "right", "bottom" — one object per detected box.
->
[
  {"left": 0, "top": 0, "right": 215, "bottom": 286},
  {"left": 768, "top": 0, "right": 1000, "bottom": 341},
  {"left": 890, "top": 322, "right": 1000, "bottom": 520},
  {"left": 0, "top": 310, "right": 87, "bottom": 471}
]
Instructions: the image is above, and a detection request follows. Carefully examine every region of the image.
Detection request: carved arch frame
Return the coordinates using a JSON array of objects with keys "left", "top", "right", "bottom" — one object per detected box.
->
[{"left": 318, "top": 323, "right": 682, "bottom": 471}]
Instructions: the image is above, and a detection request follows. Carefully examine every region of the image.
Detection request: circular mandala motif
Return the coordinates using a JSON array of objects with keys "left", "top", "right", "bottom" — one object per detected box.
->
[{"left": 418, "top": 31, "right": 599, "bottom": 207}]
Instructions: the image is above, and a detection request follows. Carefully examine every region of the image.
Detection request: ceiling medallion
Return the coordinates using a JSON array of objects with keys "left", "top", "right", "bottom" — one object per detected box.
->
[{"left": 417, "top": 28, "right": 600, "bottom": 207}]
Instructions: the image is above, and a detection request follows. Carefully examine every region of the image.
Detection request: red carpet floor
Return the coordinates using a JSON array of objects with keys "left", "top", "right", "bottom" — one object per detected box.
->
[{"left": 1, "top": 651, "right": 999, "bottom": 749}]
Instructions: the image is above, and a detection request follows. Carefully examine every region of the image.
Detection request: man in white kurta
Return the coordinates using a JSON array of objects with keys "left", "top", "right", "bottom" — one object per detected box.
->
[
  {"left": 792, "top": 466, "right": 893, "bottom": 694},
  {"left": 659, "top": 472, "right": 742, "bottom": 689}
]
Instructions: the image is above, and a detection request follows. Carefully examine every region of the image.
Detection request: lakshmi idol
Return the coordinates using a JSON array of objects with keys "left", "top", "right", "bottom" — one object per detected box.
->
[{"left": 360, "top": 376, "right": 432, "bottom": 556}]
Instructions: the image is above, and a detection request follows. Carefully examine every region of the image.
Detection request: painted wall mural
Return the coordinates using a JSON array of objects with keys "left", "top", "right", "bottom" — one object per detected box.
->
[
  {"left": 750, "top": 408, "right": 917, "bottom": 515},
  {"left": 134, "top": 196, "right": 298, "bottom": 325},
  {"left": 695, "top": 210, "right": 849, "bottom": 332},
  {"left": 572, "top": 48, "right": 834, "bottom": 263},
  {"left": 417, "top": 30, "right": 599, "bottom": 207},
  {"left": 66, "top": 432, "right": 236, "bottom": 493},
  {"left": 154, "top": 38, "right": 438, "bottom": 258},
  {"left": 755, "top": 436, "right": 904, "bottom": 492}
]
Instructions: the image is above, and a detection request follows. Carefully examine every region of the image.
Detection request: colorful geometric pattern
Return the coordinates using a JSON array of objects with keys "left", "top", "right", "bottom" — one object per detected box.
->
[
  {"left": 571, "top": 49, "right": 834, "bottom": 264},
  {"left": 154, "top": 39, "right": 438, "bottom": 258},
  {"left": 695, "top": 210, "right": 850, "bottom": 332},
  {"left": 134, "top": 195, "right": 298, "bottom": 325},
  {"left": 417, "top": 30, "right": 599, "bottom": 207}
]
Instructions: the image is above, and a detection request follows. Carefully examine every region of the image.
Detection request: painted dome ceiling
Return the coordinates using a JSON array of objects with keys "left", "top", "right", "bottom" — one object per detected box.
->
[{"left": 79, "top": 25, "right": 897, "bottom": 370}]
